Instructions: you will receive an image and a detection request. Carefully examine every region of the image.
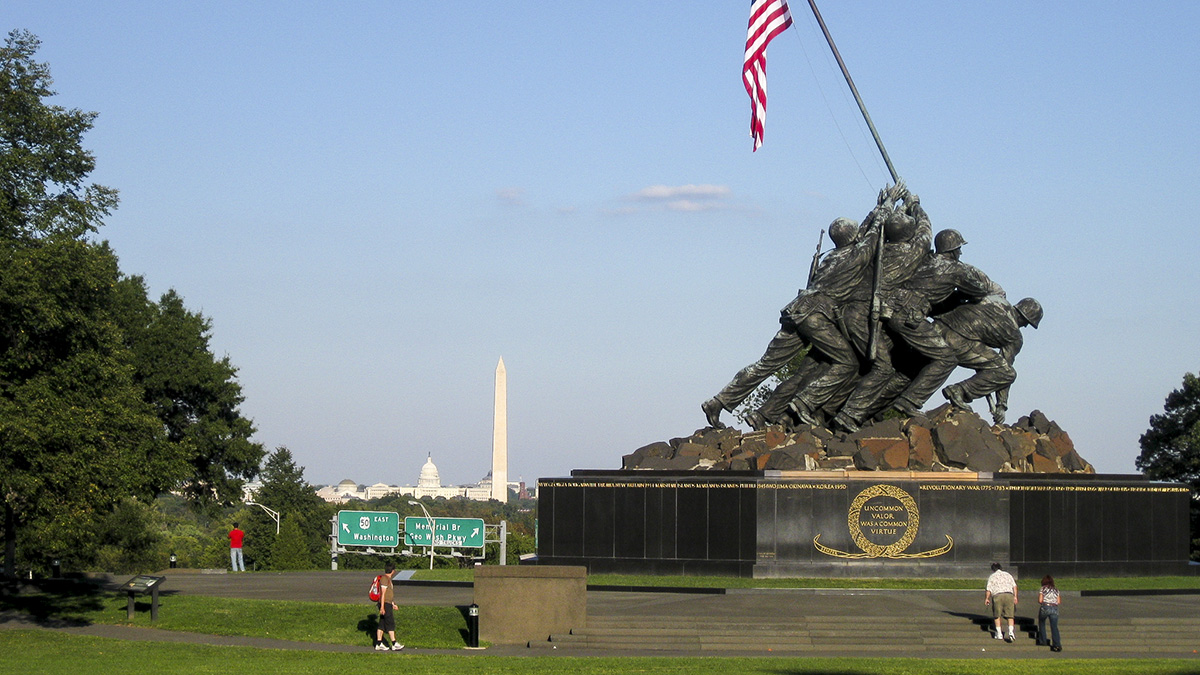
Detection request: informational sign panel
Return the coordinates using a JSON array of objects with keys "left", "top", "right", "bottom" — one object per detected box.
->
[
  {"left": 121, "top": 575, "right": 165, "bottom": 593},
  {"left": 404, "top": 517, "right": 485, "bottom": 548},
  {"left": 337, "top": 510, "right": 399, "bottom": 548}
]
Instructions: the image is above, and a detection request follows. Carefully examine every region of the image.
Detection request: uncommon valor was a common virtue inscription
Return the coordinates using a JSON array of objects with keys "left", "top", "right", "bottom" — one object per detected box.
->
[{"left": 813, "top": 483, "right": 953, "bottom": 560}]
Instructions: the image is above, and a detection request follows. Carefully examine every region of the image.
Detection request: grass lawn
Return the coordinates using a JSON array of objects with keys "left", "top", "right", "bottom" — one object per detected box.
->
[
  {"left": 2, "top": 631, "right": 1197, "bottom": 675},
  {"left": 1, "top": 591, "right": 468, "bottom": 649}
]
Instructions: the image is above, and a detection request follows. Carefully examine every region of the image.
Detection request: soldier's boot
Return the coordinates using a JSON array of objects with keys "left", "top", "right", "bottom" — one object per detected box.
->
[
  {"left": 787, "top": 398, "right": 820, "bottom": 428},
  {"left": 701, "top": 397, "right": 726, "bottom": 429},
  {"left": 831, "top": 411, "right": 861, "bottom": 433},
  {"left": 742, "top": 410, "right": 769, "bottom": 431},
  {"left": 942, "top": 384, "right": 971, "bottom": 410},
  {"left": 892, "top": 398, "right": 922, "bottom": 418}
]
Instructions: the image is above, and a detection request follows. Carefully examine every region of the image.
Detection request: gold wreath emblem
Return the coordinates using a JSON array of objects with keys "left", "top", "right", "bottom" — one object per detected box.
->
[{"left": 814, "top": 484, "right": 953, "bottom": 559}]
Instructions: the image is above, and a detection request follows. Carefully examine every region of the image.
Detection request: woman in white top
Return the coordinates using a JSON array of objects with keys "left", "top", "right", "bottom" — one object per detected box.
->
[{"left": 1037, "top": 574, "right": 1063, "bottom": 652}]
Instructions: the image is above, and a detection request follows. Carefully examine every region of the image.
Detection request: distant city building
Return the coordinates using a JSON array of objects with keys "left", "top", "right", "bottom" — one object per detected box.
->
[
  {"left": 314, "top": 360, "right": 529, "bottom": 504},
  {"left": 241, "top": 480, "right": 263, "bottom": 502},
  {"left": 313, "top": 454, "right": 528, "bottom": 504}
]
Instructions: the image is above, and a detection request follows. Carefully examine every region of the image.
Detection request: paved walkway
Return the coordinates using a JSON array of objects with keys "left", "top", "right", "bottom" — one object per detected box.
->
[{"left": 3, "top": 570, "right": 1199, "bottom": 659}]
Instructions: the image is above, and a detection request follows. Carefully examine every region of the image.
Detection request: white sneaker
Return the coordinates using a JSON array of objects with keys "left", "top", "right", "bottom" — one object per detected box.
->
[
  {"left": 994, "top": 632, "right": 1004, "bottom": 640},
  {"left": 390, "top": 643, "right": 404, "bottom": 651},
  {"left": 374, "top": 643, "right": 387, "bottom": 651}
]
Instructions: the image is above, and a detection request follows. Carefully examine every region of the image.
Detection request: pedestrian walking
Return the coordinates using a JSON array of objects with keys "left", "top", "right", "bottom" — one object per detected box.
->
[
  {"left": 374, "top": 562, "right": 404, "bottom": 651},
  {"left": 984, "top": 562, "right": 1018, "bottom": 642},
  {"left": 1037, "top": 574, "right": 1063, "bottom": 652}
]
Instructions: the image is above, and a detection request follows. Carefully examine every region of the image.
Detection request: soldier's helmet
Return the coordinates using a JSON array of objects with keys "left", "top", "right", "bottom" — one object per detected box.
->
[
  {"left": 828, "top": 218, "right": 859, "bottom": 247},
  {"left": 1014, "top": 298, "right": 1043, "bottom": 329},
  {"left": 884, "top": 212, "right": 916, "bottom": 242},
  {"left": 934, "top": 229, "right": 967, "bottom": 254}
]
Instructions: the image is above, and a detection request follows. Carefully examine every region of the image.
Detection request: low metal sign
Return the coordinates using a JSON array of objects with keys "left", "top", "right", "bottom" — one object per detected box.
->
[{"left": 404, "top": 517, "right": 485, "bottom": 548}]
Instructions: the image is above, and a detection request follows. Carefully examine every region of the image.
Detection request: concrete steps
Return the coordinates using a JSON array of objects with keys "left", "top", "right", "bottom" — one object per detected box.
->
[{"left": 533, "top": 614, "right": 1200, "bottom": 654}]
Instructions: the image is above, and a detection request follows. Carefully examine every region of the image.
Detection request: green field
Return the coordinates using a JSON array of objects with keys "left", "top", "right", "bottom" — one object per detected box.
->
[
  {"left": 1, "top": 591, "right": 466, "bottom": 649},
  {"left": 1, "top": 631, "right": 1197, "bottom": 675},
  {"left": 4, "top": 574, "right": 1198, "bottom": 674}
]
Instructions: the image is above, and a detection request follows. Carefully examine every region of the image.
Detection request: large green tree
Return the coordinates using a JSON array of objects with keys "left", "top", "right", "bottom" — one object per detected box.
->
[
  {"left": 247, "top": 447, "right": 330, "bottom": 570},
  {"left": 1137, "top": 371, "right": 1200, "bottom": 560},
  {"left": 112, "top": 278, "right": 263, "bottom": 507},
  {"left": 0, "top": 239, "right": 181, "bottom": 574},
  {"left": 0, "top": 30, "right": 117, "bottom": 241},
  {"left": 1, "top": 30, "right": 262, "bottom": 576}
]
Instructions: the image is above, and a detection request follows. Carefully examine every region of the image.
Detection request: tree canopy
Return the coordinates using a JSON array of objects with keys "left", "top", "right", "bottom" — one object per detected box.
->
[
  {"left": 112, "top": 278, "right": 263, "bottom": 507},
  {"left": 0, "top": 239, "right": 178, "bottom": 571},
  {"left": 1, "top": 30, "right": 262, "bottom": 576},
  {"left": 245, "top": 447, "right": 330, "bottom": 570},
  {"left": 1137, "top": 371, "right": 1200, "bottom": 559},
  {"left": 0, "top": 30, "right": 118, "bottom": 241}
]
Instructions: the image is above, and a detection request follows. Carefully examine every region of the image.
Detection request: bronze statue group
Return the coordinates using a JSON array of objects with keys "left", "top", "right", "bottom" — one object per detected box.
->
[{"left": 703, "top": 182, "right": 1042, "bottom": 433}]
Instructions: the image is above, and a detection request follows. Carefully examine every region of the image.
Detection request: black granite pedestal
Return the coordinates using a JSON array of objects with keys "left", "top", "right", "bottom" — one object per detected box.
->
[{"left": 536, "top": 471, "right": 1191, "bottom": 578}]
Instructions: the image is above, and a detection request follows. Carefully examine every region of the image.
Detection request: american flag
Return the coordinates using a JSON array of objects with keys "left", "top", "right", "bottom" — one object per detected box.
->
[{"left": 744, "top": 0, "right": 793, "bottom": 151}]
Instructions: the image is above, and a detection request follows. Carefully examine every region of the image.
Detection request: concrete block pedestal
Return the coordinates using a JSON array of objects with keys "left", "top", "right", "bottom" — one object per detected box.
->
[{"left": 474, "top": 565, "right": 586, "bottom": 645}]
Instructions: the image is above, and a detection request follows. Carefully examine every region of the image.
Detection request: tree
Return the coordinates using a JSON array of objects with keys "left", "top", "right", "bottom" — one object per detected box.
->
[
  {"left": 0, "top": 30, "right": 118, "bottom": 241},
  {"left": 94, "top": 497, "right": 166, "bottom": 573},
  {"left": 1137, "top": 372, "right": 1200, "bottom": 560},
  {"left": 0, "top": 31, "right": 261, "bottom": 576},
  {"left": 269, "top": 515, "right": 314, "bottom": 570},
  {"left": 112, "top": 277, "right": 264, "bottom": 507},
  {"left": 0, "top": 240, "right": 182, "bottom": 575},
  {"left": 249, "top": 447, "right": 329, "bottom": 570}
]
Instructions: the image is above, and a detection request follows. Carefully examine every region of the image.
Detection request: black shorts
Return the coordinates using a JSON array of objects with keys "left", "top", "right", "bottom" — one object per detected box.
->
[{"left": 379, "top": 603, "right": 395, "bottom": 632}]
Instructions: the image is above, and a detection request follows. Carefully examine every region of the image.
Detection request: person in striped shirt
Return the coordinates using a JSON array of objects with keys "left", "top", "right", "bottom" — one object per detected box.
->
[{"left": 1037, "top": 574, "right": 1063, "bottom": 652}]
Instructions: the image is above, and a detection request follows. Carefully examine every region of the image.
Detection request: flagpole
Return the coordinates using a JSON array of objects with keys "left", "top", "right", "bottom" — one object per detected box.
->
[{"left": 804, "top": 0, "right": 899, "bottom": 184}]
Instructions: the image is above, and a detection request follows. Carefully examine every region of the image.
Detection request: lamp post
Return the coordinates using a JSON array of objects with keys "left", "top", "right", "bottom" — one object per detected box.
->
[
  {"left": 246, "top": 501, "right": 280, "bottom": 535},
  {"left": 409, "top": 500, "right": 436, "bottom": 570}
]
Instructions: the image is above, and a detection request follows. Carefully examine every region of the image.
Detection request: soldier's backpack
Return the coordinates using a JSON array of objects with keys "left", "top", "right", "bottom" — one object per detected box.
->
[{"left": 368, "top": 574, "right": 384, "bottom": 602}]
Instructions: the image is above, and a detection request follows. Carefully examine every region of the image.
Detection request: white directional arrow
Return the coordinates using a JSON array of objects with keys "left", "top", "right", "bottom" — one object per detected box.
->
[
  {"left": 341, "top": 523, "right": 350, "bottom": 534},
  {"left": 471, "top": 527, "right": 480, "bottom": 538}
]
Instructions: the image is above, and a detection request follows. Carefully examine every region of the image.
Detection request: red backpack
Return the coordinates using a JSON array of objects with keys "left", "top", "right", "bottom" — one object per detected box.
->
[{"left": 368, "top": 575, "right": 383, "bottom": 602}]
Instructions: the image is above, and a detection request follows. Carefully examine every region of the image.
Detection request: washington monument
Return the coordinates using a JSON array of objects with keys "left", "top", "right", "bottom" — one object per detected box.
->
[{"left": 491, "top": 357, "right": 508, "bottom": 502}]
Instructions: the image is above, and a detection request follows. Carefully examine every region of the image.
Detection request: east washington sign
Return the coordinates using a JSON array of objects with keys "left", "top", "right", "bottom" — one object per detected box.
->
[{"left": 337, "top": 510, "right": 400, "bottom": 548}]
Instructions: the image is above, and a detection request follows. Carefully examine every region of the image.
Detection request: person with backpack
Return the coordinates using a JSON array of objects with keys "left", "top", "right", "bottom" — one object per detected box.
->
[{"left": 373, "top": 563, "right": 403, "bottom": 651}]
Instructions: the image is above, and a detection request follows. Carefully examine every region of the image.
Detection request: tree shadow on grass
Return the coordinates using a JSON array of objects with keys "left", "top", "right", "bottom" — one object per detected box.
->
[{"left": 0, "top": 578, "right": 115, "bottom": 628}]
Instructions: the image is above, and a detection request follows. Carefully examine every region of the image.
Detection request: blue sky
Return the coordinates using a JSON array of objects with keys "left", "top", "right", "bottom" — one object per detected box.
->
[{"left": 8, "top": 1, "right": 1199, "bottom": 486}]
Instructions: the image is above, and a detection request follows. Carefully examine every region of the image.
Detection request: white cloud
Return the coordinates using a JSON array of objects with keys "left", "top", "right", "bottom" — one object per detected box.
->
[
  {"left": 630, "top": 184, "right": 731, "bottom": 202},
  {"left": 600, "top": 206, "right": 640, "bottom": 217},
  {"left": 666, "top": 199, "right": 726, "bottom": 212},
  {"left": 496, "top": 187, "right": 525, "bottom": 206}
]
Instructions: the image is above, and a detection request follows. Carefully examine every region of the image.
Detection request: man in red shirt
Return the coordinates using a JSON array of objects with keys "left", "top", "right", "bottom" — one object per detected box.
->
[{"left": 229, "top": 523, "right": 245, "bottom": 572}]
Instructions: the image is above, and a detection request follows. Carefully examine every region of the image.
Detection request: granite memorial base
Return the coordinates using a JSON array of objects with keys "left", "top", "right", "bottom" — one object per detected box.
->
[
  {"left": 536, "top": 471, "right": 1192, "bottom": 578},
  {"left": 473, "top": 565, "right": 587, "bottom": 644}
]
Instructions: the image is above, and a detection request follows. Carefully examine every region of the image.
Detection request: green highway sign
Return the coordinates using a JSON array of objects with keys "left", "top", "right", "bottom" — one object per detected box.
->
[
  {"left": 404, "top": 517, "right": 485, "bottom": 549},
  {"left": 337, "top": 511, "right": 399, "bottom": 548}
]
